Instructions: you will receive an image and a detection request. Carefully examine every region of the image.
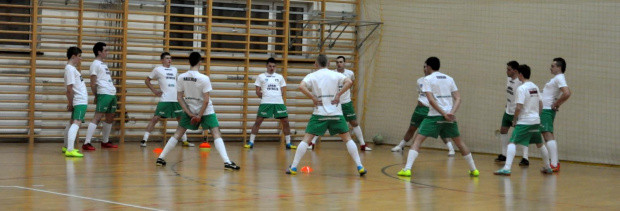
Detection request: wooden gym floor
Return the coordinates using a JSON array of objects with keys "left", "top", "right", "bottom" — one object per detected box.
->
[{"left": 0, "top": 142, "right": 618, "bottom": 210}]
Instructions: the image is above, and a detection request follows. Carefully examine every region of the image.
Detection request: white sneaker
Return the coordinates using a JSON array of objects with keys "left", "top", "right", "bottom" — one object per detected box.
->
[
  {"left": 361, "top": 145, "right": 372, "bottom": 151},
  {"left": 448, "top": 150, "right": 455, "bottom": 157},
  {"left": 391, "top": 146, "right": 404, "bottom": 152},
  {"left": 308, "top": 143, "right": 314, "bottom": 150},
  {"left": 140, "top": 140, "right": 147, "bottom": 147}
]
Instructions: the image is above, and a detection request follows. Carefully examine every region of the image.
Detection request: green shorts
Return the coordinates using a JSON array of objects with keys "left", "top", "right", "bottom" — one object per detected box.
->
[
  {"left": 179, "top": 113, "right": 220, "bottom": 130},
  {"left": 501, "top": 112, "right": 515, "bottom": 128},
  {"left": 418, "top": 116, "right": 460, "bottom": 138},
  {"left": 154, "top": 102, "right": 183, "bottom": 118},
  {"left": 540, "top": 109, "right": 556, "bottom": 133},
  {"left": 95, "top": 94, "right": 117, "bottom": 113},
  {"left": 71, "top": 104, "right": 87, "bottom": 123},
  {"left": 305, "top": 115, "right": 349, "bottom": 136},
  {"left": 511, "top": 124, "right": 543, "bottom": 146},
  {"left": 341, "top": 102, "right": 357, "bottom": 121},
  {"left": 410, "top": 106, "right": 430, "bottom": 127},
  {"left": 257, "top": 104, "right": 288, "bottom": 119}
]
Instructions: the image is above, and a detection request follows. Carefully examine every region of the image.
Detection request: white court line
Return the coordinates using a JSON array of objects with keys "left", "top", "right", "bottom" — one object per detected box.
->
[{"left": 0, "top": 186, "right": 165, "bottom": 211}]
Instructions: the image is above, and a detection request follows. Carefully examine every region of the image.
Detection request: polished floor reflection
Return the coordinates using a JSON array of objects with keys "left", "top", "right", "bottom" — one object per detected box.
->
[{"left": 0, "top": 142, "right": 617, "bottom": 210}]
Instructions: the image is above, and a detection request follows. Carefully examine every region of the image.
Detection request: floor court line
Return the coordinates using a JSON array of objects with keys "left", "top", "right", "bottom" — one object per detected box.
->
[{"left": 0, "top": 186, "right": 165, "bottom": 211}]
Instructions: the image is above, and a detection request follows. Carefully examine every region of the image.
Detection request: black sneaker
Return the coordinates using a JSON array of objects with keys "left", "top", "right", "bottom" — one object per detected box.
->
[
  {"left": 225, "top": 161, "right": 240, "bottom": 170},
  {"left": 495, "top": 154, "right": 506, "bottom": 162},
  {"left": 140, "top": 140, "right": 147, "bottom": 147},
  {"left": 156, "top": 158, "right": 166, "bottom": 166},
  {"left": 519, "top": 158, "right": 530, "bottom": 166}
]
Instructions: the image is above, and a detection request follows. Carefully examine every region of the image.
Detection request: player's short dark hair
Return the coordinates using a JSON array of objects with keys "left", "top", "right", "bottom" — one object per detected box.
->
[
  {"left": 553, "top": 57, "right": 566, "bottom": 73},
  {"left": 189, "top": 52, "right": 202, "bottom": 67},
  {"left": 517, "top": 64, "right": 531, "bottom": 79},
  {"left": 316, "top": 54, "right": 328, "bottom": 67},
  {"left": 507, "top": 60, "right": 519, "bottom": 70},
  {"left": 66, "top": 46, "right": 82, "bottom": 60},
  {"left": 336, "top": 56, "right": 346, "bottom": 62},
  {"left": 425, "top": 57, "right": 440, "bottom": 70},
  {"left": 160, "top": 52, "right": 171, "bottom": 60},
  {"left": 93, "top": 42, "right": 106, "bottom": 56},
  {"left": 266, "top": 57, "right": 277, "bottom": 64}
]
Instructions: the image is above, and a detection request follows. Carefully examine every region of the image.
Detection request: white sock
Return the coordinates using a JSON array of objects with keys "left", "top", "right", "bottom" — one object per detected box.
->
[
  {"left": 404, "top": 150, "right": 419, "bottom": 170},
  {"left": 500, "top": 134, "right": 509, "bottom": 155},
  {"left": 539, "top": 145, "right": 551, "bottom": 167},
  {"left": 249, "top": 134, "right": 256, "bottom": 143},
  {"left": 346, "top": 140, "right": 363, "bottom": 167},
  {"left": 352, "top": 126, "right": 366, "bottom": 145},
  {"left": 67, "top": 124, "right": 79, "bottom": 151},
  {"left": 503, "top": 143, "right": 516, "bottom": 170},
  {"left": 463, "top": 153, "right": 477, "bottom": 171},
  {"left": 285, "top": 135, "right": 291, "bottom": 144},
  {"left": 101, "top": 123, "right": 112, "bottom": 143},
  {"left": 311, "top": 136, "right": 319, "bottom": 144},
  {"left": 159, "top": 137, "right": 178, "bottom": 158},
  {"left": 546, "top": 140, "right": 558, "bottom": 166},
  {"left": 64, "top": 124, "right": 71, "bottom": 148},
  {"left": 521, "top": 145, "right": 529, "bottom": 159},
  {"left": 291, "top": 141, "right": 309, "bottom": 168},
  {"left": 181, "top": 133, "right": 188, "bottom": 142},
  {"left": 397, "top": 140, "right": 406, "bottom": 148},
  {"left": 143, "top": 132, "right": 150, "bottom": 142},
  {"left": 446, "top": 141, "right": 455, "bottom": 152},
  {"left": 214, "top": 138, "right": 231, "bottom": 164},
  {"left": 85, "top": 123, "right": 97, "bottom": 144}
]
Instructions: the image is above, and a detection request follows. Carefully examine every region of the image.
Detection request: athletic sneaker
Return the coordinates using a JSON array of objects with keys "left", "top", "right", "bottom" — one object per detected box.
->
[
  {"left": 65, "top": 149, "right": 83, "bottom": 157},
  {"left": 550, "top": 163, "right": 560, "bottom": 172},
  {"left": 469, "top": 169, "right": 480, "bottom": 177},
  {"left": 493, "top": 169, "right": 511, "bottom": 176},
  {"left": 540, "top": 167, "right": 553, "bottom": 174},
  {"left": 397, "top": 169, "right": 411, "bottom": 177},
  {"left": 140, "top": 140, "right": 147, "bottom": 147},
  {"left": 244, "top": 142, "right": 254, "bottom": 149},
  {"left": 225, "top": 162, "right": 240, "bottom": 170},
  {"left": 519, "top": 158, "right": 530, "bottom": 166},
  {"left": 494, "top": 154, "right": 506, "bottom": 162},
  {"left": 286, "top": 166, "right": 297, "bottom": 175},
  {"left": 286, "top": 143, "right": 297, "bottom": 149},
  {"left": 448, "top": 150, "right": 456, "bottom": 157},
  {"left": 391, "top": 146, "right": 404, "bottom": 152},
  {"left": 308, "top": 143, "right": 314, "bottom": 150},
  {"left": 62, "top": 147, "right": 67, "bottom": 153},
  {"left": 360, "top": 144, "right": 372, "bottom": 151},
  {"left": 156, "top": 158, "right": 166, "bottom": 166},
  {"left": 82, "top": 143, "right": 96, "bottom": 151},
  {"left": 358, "top": 166, "right": 367, "bottom": 176},
  {"left": 101, "top": 142, "right": 118, "bottom": 148},
  {"left": 182, "top": 141, "right": 195, "bottom": 147}
]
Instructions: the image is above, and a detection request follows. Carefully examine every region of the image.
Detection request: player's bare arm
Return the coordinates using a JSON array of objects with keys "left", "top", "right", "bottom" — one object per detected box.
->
[
  {"left": 332, "top": 78, "right": 352, "bottom": 105},
  {"left": 299, "top": 81, "right": 321, "bottom": 107},
  {"left": 552, "top": 87, "right": 571, "bottom": 111},
  {"left": 66, "top": 84, "right": 74, "bottom": 111},
  {"left": 145, "top": 77, "right": 162, "bottom": 97}
]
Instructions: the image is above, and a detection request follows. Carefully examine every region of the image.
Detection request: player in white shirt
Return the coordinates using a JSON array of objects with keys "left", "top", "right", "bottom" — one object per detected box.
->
[
  {"left": 285, "top": 54, "right": 367, "bottom": 176},
  {"left": 494, "top": 64, "right": 554, "bottom": 175},
  {"left": 540, "top": 58, "right": 571, "bottom": 172},
  {"left": 62, "top": 47, "right": 86, "bottom": 157},
  {"left": 309, "top": 56, "right": 371, "bottom": 151},
  {"left": 82, "top": 42, "right": 118, "bottom": 150},
  {"left": 495, "top": 61, "right": 530, "bottom": 166},
  {"left": 391, "top": 70, "right": 455, "bottom": 156},
  {"left": 245, "top": 58, "right": 295, "bottom": 149},
  {"left": 141, "top": 52, "right": 193, "bottom": 147},
  {"left": 156, "top": 52, "right": 239, "bottom": 170},
  {"left": 397, "top": 57, "right": 479, "bottom": 177}
]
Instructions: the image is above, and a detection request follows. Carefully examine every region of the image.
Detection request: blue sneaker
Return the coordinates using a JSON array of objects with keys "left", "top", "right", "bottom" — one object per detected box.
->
[
  {"left": 358, "top": 166, "right": 367, "bottom": 176},
  {"left": 286, "top": 166, "right": 297, "bottom": 175},
  {"left": 244, "top": 142, "right": 254, "bottom": 149},
  {"left": 286, "top": 143, "right": 297, "bottom": 149},
  {"left": 493, "top": 168, "right": 511, "bottom": 176}
]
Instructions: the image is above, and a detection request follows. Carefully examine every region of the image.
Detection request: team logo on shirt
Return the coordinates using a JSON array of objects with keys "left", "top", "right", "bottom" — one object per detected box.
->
[
  {"left": 529, "top": 89, "right": 539, "bottom": 96},
  {"left": 436, "top": 76, "right": 446, "bottom": 79},
  {"left": 507, "top": 87, "right": 514, "bottom": 95},
  {"left": 166, "top": 73, "right": 175, "bottom": 80},
  {"left": 183, "top": 77, "right": 197, "bottom": 82},
  {"left": 79, "top": 76, "right": 83, "bottom": 82}
]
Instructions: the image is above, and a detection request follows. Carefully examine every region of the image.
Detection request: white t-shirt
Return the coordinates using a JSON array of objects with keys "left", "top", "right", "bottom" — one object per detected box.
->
[
  {"left": 416, "top": 77, "right": 430, "bottom": 107},
  {"left": 177, "top": 70, "right": 215, "bottom": 116},
  {"left": 254, "top": 72, "right": 286, "bottom": 104},
  {"left": 421, "top": 71, "right": 458, "bottom": 116},
  {"left": 89, "top": 60, "right": 116, "bottom": 95},
  {"left": 336, "top": 69, "right": 355, "bottom": 104},
  {"left": 505, "top": 77, "right": 523, "bottom": 115},
  {"left": 64, "top": 64, "right": 88, "bottom": 105},
  {"left": 149, "top": 66, "right": 179, "bottom": 102},
  {"left": 302, "top": 68, "right": 347, "bottom": 116},
  {"left": 515, "top": 81, "right": 541, "bottom": 125},
  {"left": 541, "top": 74, "right": 568, "bottom": 109}
]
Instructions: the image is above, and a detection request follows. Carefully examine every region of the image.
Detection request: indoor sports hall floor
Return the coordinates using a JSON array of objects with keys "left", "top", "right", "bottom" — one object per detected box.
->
[{"left": 0, "top": 142, "right": 617, "bottom": 210}]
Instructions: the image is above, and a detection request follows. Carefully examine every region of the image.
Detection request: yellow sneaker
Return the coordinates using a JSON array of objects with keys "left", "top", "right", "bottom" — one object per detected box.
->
[
  {"left": 286, "top": 143, "right": 296, "bottom": 149},
  {"left": 182, "top": 141, "right": 195, "bottom": 147},
  {"left": 61, "top": 147, "right": 67, "bottom": 153},
  {"left": 244, "top": 142, "right": 254, "bottom": 148},
  {"left": 65, "top": 149, "right": 83, "bottom": 157},
  {"left": 397, "top": 169, "right": 411, "bottom": 177}
]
